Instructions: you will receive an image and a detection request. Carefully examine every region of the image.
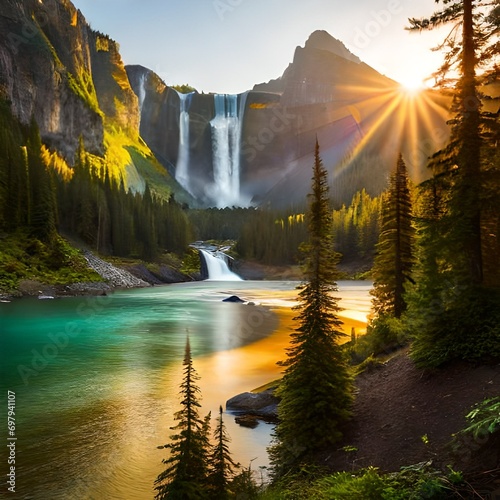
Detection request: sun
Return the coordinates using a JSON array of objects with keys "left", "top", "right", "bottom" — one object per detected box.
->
[{"left": 398, "top": 76, "right": 428, "bottom": 95}]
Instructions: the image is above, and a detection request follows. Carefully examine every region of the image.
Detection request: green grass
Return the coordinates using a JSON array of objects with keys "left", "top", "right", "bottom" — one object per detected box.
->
[
  {"left": 258, "top": 464, "right": 463, "bottom": 499},
  {"left": 0, "top": 232, "right": 102, "bottom": 294}
]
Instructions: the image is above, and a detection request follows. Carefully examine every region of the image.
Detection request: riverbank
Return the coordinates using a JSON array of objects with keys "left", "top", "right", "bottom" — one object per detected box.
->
[
  {"left": 0, "top": 235, "right": 192, "bottom": 301},
  {"left": 0, "top": 257, "right": 147, "bottom": 301}
]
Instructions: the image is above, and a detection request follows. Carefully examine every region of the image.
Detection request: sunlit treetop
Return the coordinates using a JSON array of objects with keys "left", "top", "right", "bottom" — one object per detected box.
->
[{"left": 407, "top": 0, "right": 500, "bottom": 88}]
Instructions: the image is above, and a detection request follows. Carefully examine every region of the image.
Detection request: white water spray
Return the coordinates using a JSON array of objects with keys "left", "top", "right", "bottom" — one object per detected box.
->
[
  {"left": 175, "top": 92, "right": 194, "bottom": 194},
  {"left": 137, "top": 73, "right": 147, "bottom": 116},
  {"left": 199, "top": 249, "right": 242, "bottom": 281},
  {"left": 210, "top": 93, "right": 248, "bottom": 207}
]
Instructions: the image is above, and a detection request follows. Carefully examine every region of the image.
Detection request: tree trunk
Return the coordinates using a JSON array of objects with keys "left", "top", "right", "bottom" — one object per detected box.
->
[{"left": 459, "top": 0, "right": 483, "bottom": 284}]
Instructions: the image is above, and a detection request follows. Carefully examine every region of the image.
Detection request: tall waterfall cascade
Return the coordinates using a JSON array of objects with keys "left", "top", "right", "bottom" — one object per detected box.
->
[
  {"left": 209, "top": 93, "right": 249, "bottom": 208},
  {"left": 137, "top": 73, "right": 146, "bottom": 115},
  {"left": 175, "top": 91, "right": 194, "bottom": 194},
  {"left": 199, "top": 249, "right": 242, "bottom": 281}
]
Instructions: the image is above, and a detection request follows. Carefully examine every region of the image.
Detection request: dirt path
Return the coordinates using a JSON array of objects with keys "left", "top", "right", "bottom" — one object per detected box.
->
[{"left": 326, "top": 351, "right": 500, "bottom": 474}]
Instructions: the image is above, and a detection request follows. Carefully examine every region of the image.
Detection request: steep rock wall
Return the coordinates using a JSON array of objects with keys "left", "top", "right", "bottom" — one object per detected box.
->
[
  {"left": 127, "top": 66, "right": 217, "bottom": 201},
  {"left": 90, "top": 33, "right": 139, "bottom": 134},
  {"left": 0, "top": 0, "right": 103, "bottom": 158},
  {"left": 127, "top": 65, "right": 180, "bottom": 170},
  {"left": 0, "top": 0, "right": 140, "bottom": 161}
]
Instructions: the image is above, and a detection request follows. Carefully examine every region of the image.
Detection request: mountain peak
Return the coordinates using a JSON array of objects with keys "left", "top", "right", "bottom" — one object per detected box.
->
[{"left": 304, "top": 30, "right": 361, "bottom": 64}]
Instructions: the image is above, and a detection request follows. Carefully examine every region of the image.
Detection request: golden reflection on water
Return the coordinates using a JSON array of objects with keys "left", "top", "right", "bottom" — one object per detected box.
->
[
  {"left": 83, "top": 284, "right": 371, "bottom": 499},
  {"left": 196, "top": 301, "right": 368, "bottom": 411},
  {"left": 193, "top": 286, "right": 370, "bottom": 477}
]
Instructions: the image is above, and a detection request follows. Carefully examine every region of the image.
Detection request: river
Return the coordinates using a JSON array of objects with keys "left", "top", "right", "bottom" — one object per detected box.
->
[{"left": 0, "top": 280, "right": 372, "bottom": 499}]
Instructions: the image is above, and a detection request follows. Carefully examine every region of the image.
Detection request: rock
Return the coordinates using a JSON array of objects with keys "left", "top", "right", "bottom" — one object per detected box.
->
[
  {"left": 56, "top": 282, "right": 112, "bottom": 296},
  {"left": 124, "top": 264, "right": 164, "bottom": 285},
  {"left": 0, "top": 0, "right": 105, "bottom": 158},
  {"left": 222, "top": 295, "right": 245, "bottom": 303},
  {"left": 234, "top": 415, "right": 260, "bottom": 429},
  {"left": 124, "top": 263, "right": 191, "bottom": 285},
  {"left": 226, "top": 388, "right": 279, "bottom": 427},
  {"left": 153, "top": 265, "right": 192, "bottom": 284},
  {"left": 227, "top": 388, "right": 279, "bottom": 412},
  {"left": 83, "top": 251, "right": 150, "bottom": 289}
]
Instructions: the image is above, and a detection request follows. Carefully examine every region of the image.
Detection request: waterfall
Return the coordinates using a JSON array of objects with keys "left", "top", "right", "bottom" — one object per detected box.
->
[
  {"left": 137, "top": 73, "right": 146, "bottom": 115},
  {"left": 210, "top": 93, "right": 248, "bottom": 208},
  {"left": 175, "top": 91, "right": 194, "bottom": 194},
  {"left": 199, "top": 249, "right": 242, "bottom": 281}
]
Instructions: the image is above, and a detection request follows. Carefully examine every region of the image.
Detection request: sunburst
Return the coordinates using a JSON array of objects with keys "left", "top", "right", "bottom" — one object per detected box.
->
[{"left": 331, "top": 80, "right": 451, "bottom": 184}]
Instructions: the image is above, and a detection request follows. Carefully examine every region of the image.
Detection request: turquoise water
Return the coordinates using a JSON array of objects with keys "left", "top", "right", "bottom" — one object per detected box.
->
[{"left": 0, "top": 281, "right": 372, "bottom": 499}]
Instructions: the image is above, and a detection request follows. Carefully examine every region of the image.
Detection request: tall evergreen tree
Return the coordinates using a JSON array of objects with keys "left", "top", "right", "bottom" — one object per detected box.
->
[
  {"left": 206, "top": 406, "right": 239, "bottom": 500},
  {"left": 371, "top": 154, "right": 414, "bottom": 319},
  {"left": 407, "top": 0, "right": 500, "bottom": 366},
  {"left": 407, "top": 176, "right": 449, "bottom": 322},
  {"left": 408, "top": 0, "right": 499, "bottom": 287},
  {"left": 26, "top": 118, "right": 57, "bottom": 241},
  {"left": 0, "top": 98, "right": 28, "bottom": 231},
  {"left": 269, "top": 140, "right": 352, "bottom": 477},
  {"left": 155, "top": 337, "right": 211, "bottom": 499}
]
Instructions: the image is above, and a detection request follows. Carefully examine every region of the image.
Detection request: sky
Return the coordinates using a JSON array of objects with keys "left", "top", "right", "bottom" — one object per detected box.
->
[{"left": 69, "top": 0, "right": 450, "bottom": 94}]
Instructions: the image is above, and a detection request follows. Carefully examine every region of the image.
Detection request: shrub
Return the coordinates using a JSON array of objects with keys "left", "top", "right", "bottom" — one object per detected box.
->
[
  {"left": 317, "top": 467, "right": 405, "bottom": 499},
  {"left": 410, "top": 288, "right": 500, "bottom": 368},
  {"left": 347, "top": 315, "right": 408, "bottom": 364}
]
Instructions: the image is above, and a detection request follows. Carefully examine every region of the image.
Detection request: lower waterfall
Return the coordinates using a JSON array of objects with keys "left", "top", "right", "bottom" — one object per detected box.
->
[{"left": 199, "top": 249, "right": 242, "bottom": 281}]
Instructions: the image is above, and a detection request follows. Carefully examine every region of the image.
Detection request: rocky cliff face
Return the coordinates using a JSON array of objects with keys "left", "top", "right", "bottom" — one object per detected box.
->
[
  {"left": 127, "top": 65, "right": 217, "bottom": 201},
  {"left": 90, "top": 33, "right": 140, "bottom": 135},
  {"left": 127, "top": 65, "right": 214, "bottom": 180},
  {"left": 0, "top": 0, "right": 139, "bottom": 161}
]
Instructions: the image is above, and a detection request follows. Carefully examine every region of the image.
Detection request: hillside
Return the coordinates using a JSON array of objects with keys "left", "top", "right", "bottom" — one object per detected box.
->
[{"left": 328, "top": 351, "right": 500, "bottom": 476}]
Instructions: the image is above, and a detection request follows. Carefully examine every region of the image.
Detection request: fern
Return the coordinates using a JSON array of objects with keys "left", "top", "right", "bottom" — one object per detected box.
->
[{"left": 462, "top": 397, "right": 500, "bottom": 439}]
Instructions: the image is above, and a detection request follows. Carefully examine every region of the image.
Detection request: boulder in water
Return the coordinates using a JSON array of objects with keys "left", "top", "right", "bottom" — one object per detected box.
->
[
  {"left": 234, "top": 415, "right": 260, "bottom": 428},
  {"left": 222, "top": 295, "right": 245, "bottom": 303},
  {"left": 226, "top": 388, "right": 279, "bottom": 427}
]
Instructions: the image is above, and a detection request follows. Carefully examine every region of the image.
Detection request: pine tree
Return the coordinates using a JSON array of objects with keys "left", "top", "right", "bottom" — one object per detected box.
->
[
  {"left": 408, "top": 0, "right": 499, "bottom": 286},
  {"left": 137, "top": 183, "right": 158, "bottom": 260},
  {"left": 206, "top": 406, "right": 239, "bottom": 500},
  {"left": 26, "top": 118, "right": 57, "bottom": 242},
  {"left": 407, "top": 176, "right": 449, "bottom": 321},
  {"left": 269, "top": 139, "right": 352, "bottom": 477},
  {"left": 406, "top": 1, "right": 500, "bottom": 366},
  {"left": 154, "top": 337, "right": 211, "bottom": 499},
  {"left": 371, "top": 154, "right": 414, "bottom": 319},
  {"left": 0, "top": 98, "right": 28, "bottom": 231}
]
